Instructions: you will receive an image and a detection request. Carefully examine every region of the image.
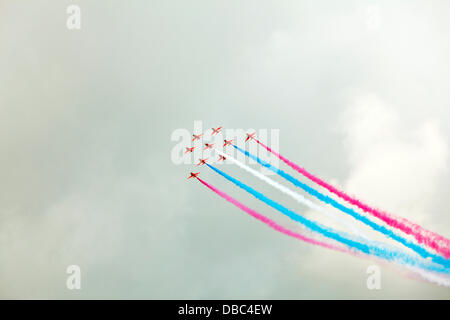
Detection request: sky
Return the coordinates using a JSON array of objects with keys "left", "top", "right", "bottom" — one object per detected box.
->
[{"left": 0, "top": 0, "right": 449, "bottom": 299}]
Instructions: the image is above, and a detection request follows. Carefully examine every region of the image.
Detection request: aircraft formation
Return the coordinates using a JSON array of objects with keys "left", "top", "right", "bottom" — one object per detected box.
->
[
  {"left": 186, "top": 127, "right": 256, "bottom": 179},
  {"left": 182, "top": 127, "right": 450, "bottom": 286}
]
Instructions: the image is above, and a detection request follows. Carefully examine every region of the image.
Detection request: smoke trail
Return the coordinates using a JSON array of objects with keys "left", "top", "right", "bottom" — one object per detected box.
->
[
  {"left": 206, "top": 163, "right": 450, "bottom": 273},
  {"left": 197, "top": 174, "right": 450, "bottom": 286},
  {"left": 232, "top": 144, "right": 450, "bottom": 268},
  {"left": 254, "top": 138, "right": 450, "bottom": 259},
  {"left": 213, "top": 148, "right": 366, "bottom": 237},
  {"left": 196, "top": 176, "right": 349, "bottom": 254},
  {"left": 406, "top": 267, "right": 450, "bottom": 287}
]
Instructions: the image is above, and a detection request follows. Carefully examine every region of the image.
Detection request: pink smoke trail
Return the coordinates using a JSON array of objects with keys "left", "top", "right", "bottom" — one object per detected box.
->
[
  {"left": 196, "top": 177, "right": 350, "bottom": 254},
  {"left": 196, "top": 176, "right": 450, "bottom": 286},
  {"left": 254, "top": 138, "right": 450, "bottom": 259}
]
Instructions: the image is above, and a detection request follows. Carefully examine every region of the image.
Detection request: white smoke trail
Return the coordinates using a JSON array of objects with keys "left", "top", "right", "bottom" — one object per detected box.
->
[
  {"left": 365, "top": 240, "right": 450, "bottom": 287},
  {"left": 407, "top": 266, "right": 450, "bottom": 287},
  {"left": 214, "top": 149, "right": 368, "bottom": 238}
]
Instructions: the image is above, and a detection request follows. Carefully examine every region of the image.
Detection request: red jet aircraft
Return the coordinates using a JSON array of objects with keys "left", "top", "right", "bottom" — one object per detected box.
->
[
  {"left": 223, "top": 139, "right": 233, "bottom": 147},
  {"left": 192, "top": 133, "right": 203, "bottom": 141},
  {"left": 188, "top": 172, "right": 200, "bottom": 179},
  {"left": 245, "top": 132, "right": 256, "bottom": 142},
  {"left": 218, "top": 155, "right": 227, "bottom": 162},
  {"left": 197, "top": 158, "right": 208, "bottom": 166},
  {"left": 204, "top": 143, "right": 214, "bottom": 150},
  {"left": 185, "top": 146, "right": 195, "bottom": 153},
  {"left": 211, "top": 127, "right": 222, "bottom": 135}
]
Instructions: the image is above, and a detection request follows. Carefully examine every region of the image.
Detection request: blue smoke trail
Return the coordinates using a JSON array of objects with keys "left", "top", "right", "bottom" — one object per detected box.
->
[
  {"left": 206, "top": 163, "right": 449, "bottom": 274},
  {"left": 232, "top": 145, "right": 450, "bottom": 268}
]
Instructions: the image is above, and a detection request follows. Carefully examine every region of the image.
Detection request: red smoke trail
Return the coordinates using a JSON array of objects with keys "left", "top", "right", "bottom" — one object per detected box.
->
[
  {"left": 196, "top": 177, "right": 350, "bottom": 254},
  {"left": 254, "top": 138, "right": 450, "bottom": 259}
]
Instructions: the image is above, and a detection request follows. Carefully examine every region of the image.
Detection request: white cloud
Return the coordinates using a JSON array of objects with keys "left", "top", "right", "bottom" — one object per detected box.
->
[{"left": 340, "top": 93, "right": 448, "bottom": 228}]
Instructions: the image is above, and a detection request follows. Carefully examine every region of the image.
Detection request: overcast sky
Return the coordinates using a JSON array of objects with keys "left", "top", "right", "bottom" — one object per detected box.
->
[{"left": 0, "top": 0, "right": 449, "bottom": 298}]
